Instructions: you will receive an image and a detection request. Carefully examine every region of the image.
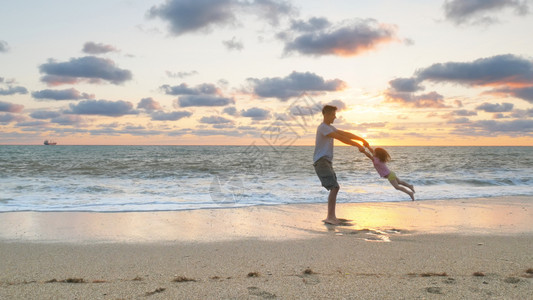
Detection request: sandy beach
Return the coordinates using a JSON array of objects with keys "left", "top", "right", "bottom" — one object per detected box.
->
[{"left": 1, "top": 196, "right": 532, "bottom": 299}]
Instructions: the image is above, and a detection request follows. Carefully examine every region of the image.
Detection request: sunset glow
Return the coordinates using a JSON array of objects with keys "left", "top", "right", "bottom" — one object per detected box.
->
[{"left": 1, "top": 1, "right": 532, "bottom": 146}]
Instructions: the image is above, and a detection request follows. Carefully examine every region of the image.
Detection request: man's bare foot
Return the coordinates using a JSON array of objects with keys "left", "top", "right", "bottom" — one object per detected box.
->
[
  {"left": 322, "top": 218, "right": 341, "bottom": 225},
  {"left": 408, "top": 191, "right": 415, "bottom": 201}
]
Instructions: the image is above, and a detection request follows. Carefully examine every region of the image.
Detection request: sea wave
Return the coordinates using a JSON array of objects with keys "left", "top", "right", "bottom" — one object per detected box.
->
[{"left": 0, "top": 145, "right": 532, "bottom": 212}]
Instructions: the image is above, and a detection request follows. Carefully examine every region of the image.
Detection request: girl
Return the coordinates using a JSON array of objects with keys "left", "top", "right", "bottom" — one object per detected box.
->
[{"left": 361, "top": 147, "right": 415, "bottom": 201}]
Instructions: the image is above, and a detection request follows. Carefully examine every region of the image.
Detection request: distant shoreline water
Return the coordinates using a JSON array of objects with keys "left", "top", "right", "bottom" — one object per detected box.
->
[{"left": 1, "top": 146, "right": 532, "bottom": 212}]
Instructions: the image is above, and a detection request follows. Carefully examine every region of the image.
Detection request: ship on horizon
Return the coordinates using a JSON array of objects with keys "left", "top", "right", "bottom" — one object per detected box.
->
[{"left": 43, "top": 139, "right": 57, "bottom": 145}]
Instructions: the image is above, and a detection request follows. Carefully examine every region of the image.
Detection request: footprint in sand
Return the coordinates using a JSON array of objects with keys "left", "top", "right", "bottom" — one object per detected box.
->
[
  {"left": 426, "top": 286, "right": 443, "bottom": 294},
  {"left": 299, "top": 269, "right": 320, "bottom": 285},
  {"left": 443, "top": 277, "right": 456, "bottom": 284},
  {"left": 247, "top": 286, "right": 277, "bottom": 299},
  {"left": 504, "top": 277, "right": 521, "bottom": 284}
]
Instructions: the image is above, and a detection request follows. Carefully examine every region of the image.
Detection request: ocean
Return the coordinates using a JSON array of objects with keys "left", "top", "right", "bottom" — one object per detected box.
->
[{"left": 0, "top": 145, "right": 532, "bottom": 212}]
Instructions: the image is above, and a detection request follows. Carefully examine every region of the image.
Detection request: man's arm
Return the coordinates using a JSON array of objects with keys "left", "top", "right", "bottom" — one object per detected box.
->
[
  {"left": 335, "top": 129, "right": 370, "bottom": 147},
  {"left": 327, "top": 131, "right": 365, "bottom": 151}
]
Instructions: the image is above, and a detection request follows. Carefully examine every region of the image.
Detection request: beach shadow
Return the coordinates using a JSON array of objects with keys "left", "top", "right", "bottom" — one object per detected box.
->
[
  {"left": 322, "top": 218, "right": 354, "bottom": 226},
  {"left": 323, "top": 221, "right": 354, "bottom": 227}
]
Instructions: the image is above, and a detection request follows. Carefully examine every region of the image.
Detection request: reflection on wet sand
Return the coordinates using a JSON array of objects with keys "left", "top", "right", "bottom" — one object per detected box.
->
[{"left": 0, "top": 196, "right": 531, "bottom": 243}]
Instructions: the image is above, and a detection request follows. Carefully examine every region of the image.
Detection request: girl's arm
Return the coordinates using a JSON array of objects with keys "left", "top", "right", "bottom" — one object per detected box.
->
[
  {"left": 360, "top": 149, "right": 373, "bottom": 160},
  {"left": 367, "top": 147, "right": 374, "bottom": 155}
]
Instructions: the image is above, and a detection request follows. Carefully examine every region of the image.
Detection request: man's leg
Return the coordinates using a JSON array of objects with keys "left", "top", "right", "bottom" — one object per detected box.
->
[
  {"left": 314, "top": 158, "right": 341, "bottom": 224},
  {"left": 324, "top": 187, "right": 340, "bottom": 225}
]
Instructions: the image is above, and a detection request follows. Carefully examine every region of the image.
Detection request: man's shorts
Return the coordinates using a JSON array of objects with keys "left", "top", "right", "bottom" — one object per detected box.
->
[{"left": 313, "top": 157, "right": 340, "bottom": 191}]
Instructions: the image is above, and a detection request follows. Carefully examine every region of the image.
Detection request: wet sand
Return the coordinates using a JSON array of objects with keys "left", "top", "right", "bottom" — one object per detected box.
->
[{"left": 1, "top": 196, "right": 532, "bottom": 299}]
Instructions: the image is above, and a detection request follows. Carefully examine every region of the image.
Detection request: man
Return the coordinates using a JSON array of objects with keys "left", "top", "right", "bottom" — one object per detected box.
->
[{"left": 313, "top": 105, "right": 369, "bottom": 225}]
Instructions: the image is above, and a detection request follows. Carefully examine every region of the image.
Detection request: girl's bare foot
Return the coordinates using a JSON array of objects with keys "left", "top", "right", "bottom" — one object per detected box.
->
[{"left": 408, "top": 191, "right": 415, "bottom": 201}]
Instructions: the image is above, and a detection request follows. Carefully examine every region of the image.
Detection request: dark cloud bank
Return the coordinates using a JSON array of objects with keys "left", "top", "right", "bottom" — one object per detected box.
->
[{"left": 386, "top": 54, "right": 533, "bottom": 107}]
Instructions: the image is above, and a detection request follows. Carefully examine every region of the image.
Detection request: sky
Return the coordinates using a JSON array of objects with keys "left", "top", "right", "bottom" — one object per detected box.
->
[{"left": 1, "top": 0, "right": 533, "bottom": 146}]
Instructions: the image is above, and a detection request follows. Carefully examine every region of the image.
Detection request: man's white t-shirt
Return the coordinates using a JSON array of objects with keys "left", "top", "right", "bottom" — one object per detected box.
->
[{"left": 313, "top": 122, "right": 336, "bottom": 163}]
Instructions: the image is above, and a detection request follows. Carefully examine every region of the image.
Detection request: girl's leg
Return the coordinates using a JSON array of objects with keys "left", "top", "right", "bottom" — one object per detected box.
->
[
  {"left": 390, "top": 178, "right": 415, "bottom": 201},
  {"left": 397, "top": 177, "right": 415, "bottom": 193}
]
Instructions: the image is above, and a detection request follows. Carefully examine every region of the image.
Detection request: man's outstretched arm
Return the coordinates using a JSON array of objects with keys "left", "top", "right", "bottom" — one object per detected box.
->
[
  {"left": 327, "top": 131, "right": 365, "bottom": 151},
  {"left": 336, "top": 129, "right": 369, "bottom": 147}
]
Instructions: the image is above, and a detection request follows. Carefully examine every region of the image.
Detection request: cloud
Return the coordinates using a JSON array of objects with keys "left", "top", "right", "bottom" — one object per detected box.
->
[
  {"left": 32, "top": 88, "right": 94, "bottom": 100},
  {"left": 440, "top": 109, "right": 478, "bottom": 120},
  {"left": 177, "top": 95, "right": 234, "bottom": 107},
  {"left": 352, "top": 122, "right": 388, "bottom": 131},
  {"left": 151, "top": 110, "right": 192, "bottom": 121},
  {"left": 450, "top": 118, "right": 533, "bottom": 136},
  {"left": 416, "top": 54, "right": 533, "bottom": 87},
  {"left": 161, "top": 83, "right": 221, "bottom": 95},
  {"left": 290, "top": 99, "right": 346, "bottom": 116},
  {"left": 162, "top": 82, "right": 233, "bottom": 107},
  {"left": 0, "top": 40, "right": 8, "bottom": 52},
  {"left": 30, "top": 111, "right": 62, "bottom": 119},
  {"left": 193, "top": 129, "right": 242, "bottom": 137},
  {"left": 0, "top": 77, "right": 16, "bottom": 84},
  {"left": 476, "top": 102, "right": 514, "bottom": 112},
  {"left": 148, "top": 0, "right": 295, "bottom": 36},
  {"left": 0, "top": 113, "right": 25, "bottom": 124},
  {"left": 491, "top": 86, "right": 533, "bottom": 103},
  {"left": 473, "top": 119, "right": 533, "bottom": 134},
  {"left": 386, "top": 54, "right": 533, "bottom": 106},
  {"left": 166, "top": 70, "right": 198, "bottom": 78},
  {"left": 199, "top": 115, "right": 234, "bottom": 124},
  {"left": 16, "top": 120, "right": 49, "bottom": 128},
  {"left": 222, "top": 37, "right": 244, "bottom": 51},
  {"left": 327, "top": 99, "right": 347, "bottom": 111},
  {"left": 82, "top": 42, "right": 118, "bottom": 54},
  {"left": 388, "top": 77, "right": 423, "bottom": 93},
  {"left": 0, "top": 86, "right": 28, "bottom": 96},
  {"left": 289, "top": 17, "right": 331, "bottom": 32},
  {"left": 511, "top": 108, "right": 533, "bottom": 118},
  {"left": 223, "top": 106, "right": 238, "bottom": 116},
  {"left": 282, "top": 18, "right": 398, "bottom": 57},
  {"left": 289, "top": 104, "right": 320, "bottom": 116},
  {"left": 241, "top": 107, "right": 270, "bottom": 120},
  {"left": 448, "top": 117, "right": 472, "bottom": 124},
  {"left": 148, "top": 0, "right": 237, "bottom": 35},
  {"left": 0, "top": 101, "right": 24, "bottom": 113},
  {"left": 137, "top": 97, "right": 162, "bottom": 112},
  {"left": 453, "top": 109, "right": 478, "bottom": 116},
  {"left": 248, "top": 71, "right": 346, "bottom": 101},
  {"left": 39, "top": 56, "right": 132, "bottom": 85},
  {"left": 51, "top": 115, "right": 85, "bottom": 126},
  {"left": 444, "top": 0, "right": 530, "bottom": 25},
  {"left": 66, "top": 99, "right": 136, "bottom": 116},
  {"left": 385, "top": 91, "right": 448, "bottom": 108},
  {"left": 241, "top": 0, "right": 296, "bottom": 26}
]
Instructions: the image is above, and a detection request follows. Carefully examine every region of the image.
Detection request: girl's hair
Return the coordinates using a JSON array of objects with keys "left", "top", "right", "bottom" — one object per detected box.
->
[{"left": 374, "top": 147, "right": 391, "bottom": 163}]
